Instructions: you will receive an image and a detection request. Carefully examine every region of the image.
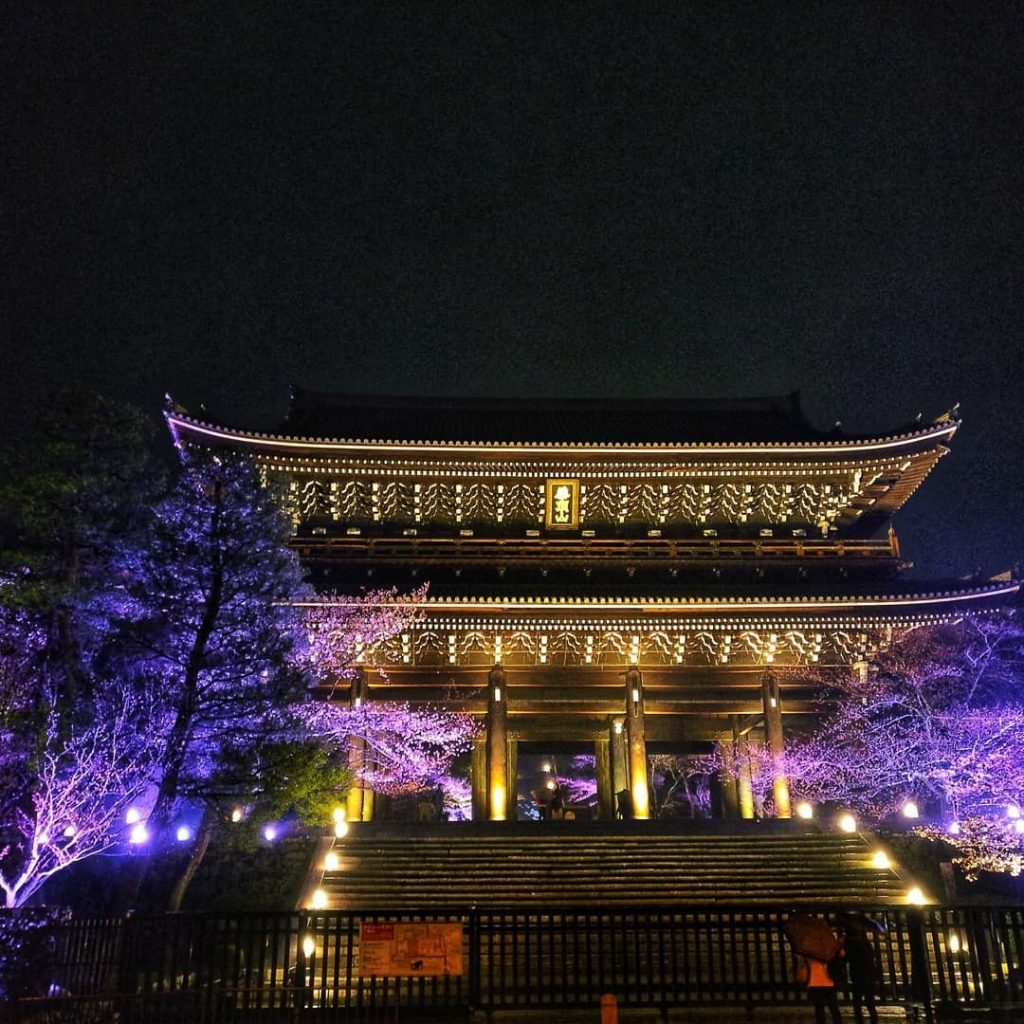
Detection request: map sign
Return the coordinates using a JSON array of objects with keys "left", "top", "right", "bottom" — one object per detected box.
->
[{"left": 358, "top": 922, "right": 463, "bottom": 977}]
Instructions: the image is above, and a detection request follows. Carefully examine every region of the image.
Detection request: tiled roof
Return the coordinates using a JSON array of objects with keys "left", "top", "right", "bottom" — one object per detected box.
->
[{"left": 283, "top": 389, "right": 837, "bottom": 445}]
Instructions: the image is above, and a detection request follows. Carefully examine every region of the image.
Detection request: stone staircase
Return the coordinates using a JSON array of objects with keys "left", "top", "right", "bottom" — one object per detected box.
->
[{"left": 307, "top": 821, "right": 913, "bottom": 910}]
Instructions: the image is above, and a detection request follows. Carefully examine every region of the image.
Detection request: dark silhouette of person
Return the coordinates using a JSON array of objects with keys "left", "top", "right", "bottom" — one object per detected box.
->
[
  {"left": 548, "top": 786, "right": 564, "bottom": 821},
  {"left": 843, "top": 923, "right": 880, "bottom": 1024},
  {"left": 616, "top": 789, "right": 634, "bottom": 820},
  {"left": 796, "top": 952, "right": 842, "bottom": 1024}
]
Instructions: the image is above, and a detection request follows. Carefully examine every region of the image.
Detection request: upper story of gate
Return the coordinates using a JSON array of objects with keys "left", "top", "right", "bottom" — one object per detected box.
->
[{"left": 166, "top": 390, "right": 959, "bottom": 586}]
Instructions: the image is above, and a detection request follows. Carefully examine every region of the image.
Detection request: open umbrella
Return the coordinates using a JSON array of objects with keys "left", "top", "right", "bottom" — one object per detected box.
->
[
  {"left": 838, "top": 911, "right": 887, "bottom": 934},
  {"left": 783, "top": 914, "right": 843, "bottom": 961}
]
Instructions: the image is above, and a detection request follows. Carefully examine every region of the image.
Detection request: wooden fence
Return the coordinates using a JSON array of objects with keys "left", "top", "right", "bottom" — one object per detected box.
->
[{"left": 4, "top": 904, "right": 1024, "bottom": 1021}]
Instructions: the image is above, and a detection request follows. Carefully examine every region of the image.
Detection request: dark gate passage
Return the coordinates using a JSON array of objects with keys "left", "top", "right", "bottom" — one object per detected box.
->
[{"left": 8, "top": 905, "right": 1024, "bottom": 1021}]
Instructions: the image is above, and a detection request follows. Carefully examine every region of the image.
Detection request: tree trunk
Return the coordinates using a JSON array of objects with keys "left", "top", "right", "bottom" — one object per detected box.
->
[{"left": 167, "top": 808, "right": 215, "bottom": 913}]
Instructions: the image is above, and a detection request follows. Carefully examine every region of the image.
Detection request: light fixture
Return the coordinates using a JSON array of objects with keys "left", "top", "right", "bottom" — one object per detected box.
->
[
  {"left": 332, "top": 807, "right": 346, "bottom": 824},
  {"left": 631, "top": 687, "right": 640, "bottom": 704},
  {"left": 310, "top": 889, "right": 328, "bottom": 910},
  {"left": 948, "top": 934, "right": 962, "bottom": 954},
  {"left": 872, "top": 850, "right": 891, "bottom": 869},
  {"left": 838, "top": 813, "right": 857, "bottom": 834},
  {"left": 302, "top": 935, "right": 316, "bottom": 957},
  {"left": 902, "top": 801, "right": 920, "bottom": 819},
  {"left": 613, "top": 721, "right": 623, "bottom": 735},
  {"left": 176, "top": 826, "right": 192, "bottom": 843},
  {"left": 493, "top": 686, "right": 501, "bottom": 703},
  {"left": 1015, "top": 820, "right": 1024, "bottom": 835},
  {"left": 334, "top": 820, "right": 349, "bottom": 838},
  {"left": 125, "top": 807, "right": 141, "bottom": 826},
  {"left": 129, "top": 823, "right": 149, "bottom": 845},
  {"left": 263, "top": 824, "right": 278, "bottom": 842},
  {"left": 62, "top": 824, "right": 77, "bottom": 839},
  {"left": 796, "top": 801, "right": 813, "bottom": 820},
  {"left": 906, "top": 886, "right": 927, "bottom": 906},
  {"left": 324, "top": 852, "right": 340, "bottom": 871},
  {"left": 1008, "top": 805, "right": 1021, "bottom": 819},
  {"left": 947, "top": 821, "right": 961, "bottom": 836},
  {"left": 231, "top": 807, "right": 244, "bottom": 823},
  {"left": 541, "top": 762, "right": 552, "bottom": 773}
]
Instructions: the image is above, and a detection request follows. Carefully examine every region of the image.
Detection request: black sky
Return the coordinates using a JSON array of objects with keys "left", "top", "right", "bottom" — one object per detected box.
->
[{"left": 3, "top": 5, "right": 1022, "bottom": 578}]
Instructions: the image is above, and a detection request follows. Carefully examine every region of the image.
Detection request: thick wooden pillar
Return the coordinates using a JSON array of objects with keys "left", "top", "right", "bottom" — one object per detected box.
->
[
  {"left": 610, "top": 718, "right": 628, "bottom": 808},
  {"left": 346, "top": 669, "right": 373, "bottom": 822},
  {"left": 720, "top": 734, "right": 739, "bottom": 819},
  {"left": 625, "top": 666, "right": 650, "bottom": 819},
  {"left": 761, "top": 668, "right": 791, "bottom": 818},
  {"left": 487, "top": 664, "right": 509, "bottom": 820},
  {"left": 471, "top": 732, "right": 488, "bottom": 821},
  {"left": 507, "top": 738, "right": 518, "bottom": 821},
  {"left": 732, "top": 716, "right": 755, "bottom": 820},
  {"left": 595, "top": 736, "right": 614, "bottom": 820}
]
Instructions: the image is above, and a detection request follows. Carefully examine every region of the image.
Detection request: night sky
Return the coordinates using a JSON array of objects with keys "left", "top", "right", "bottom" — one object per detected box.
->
[{"left": 4, "top": 6, "right": 1022, "bottom": 579}]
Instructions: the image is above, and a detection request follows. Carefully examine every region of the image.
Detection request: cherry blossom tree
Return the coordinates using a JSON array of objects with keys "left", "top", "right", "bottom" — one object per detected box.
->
[
  {"left": 296, "top": 700, "right": 478, "bottom": 815},
  {"left": 775, "top": 615, "right": 1024, "bottom": 819},
  {"left": 648, "top": 754, "right": 714, "bottom": 819},
  {"left": 0, "top": 691, "right": 160, "bottom": 908}
]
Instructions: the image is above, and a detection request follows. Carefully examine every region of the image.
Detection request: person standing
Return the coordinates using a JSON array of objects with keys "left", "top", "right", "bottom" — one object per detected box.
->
[
  {"left": 796, "top": 953, "right": 842, "bottom": 1024},
  {"left": 843, "top": 923, "right": 880, "bottom": 1024}
]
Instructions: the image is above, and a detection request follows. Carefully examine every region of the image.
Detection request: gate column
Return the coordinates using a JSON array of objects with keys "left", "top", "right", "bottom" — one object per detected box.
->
[
  {"left": 471, "top": 733, "right": 488, "bottom": 821},
  {"left": 346, "top": 669, "right": 374, "bottom": 822},
  {"left": 625, "top": 665, "right": 650, "bottom": 819},
  {"left": 595, "top": 735, "right": 614, "bottom": 820},
  {"left": 732, "top": 716, "right": 756, "bottom": 820},
  {"left": 761, "top": 668, "right": 792, "bottom": 818},
  {"left": 487, "top": 664, "right": 509, "bottom": 820}
]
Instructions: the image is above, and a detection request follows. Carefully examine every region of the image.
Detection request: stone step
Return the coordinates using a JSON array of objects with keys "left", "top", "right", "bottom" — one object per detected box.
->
[{"left": 303, "top": 826, "right": 911, "bottom": 910}]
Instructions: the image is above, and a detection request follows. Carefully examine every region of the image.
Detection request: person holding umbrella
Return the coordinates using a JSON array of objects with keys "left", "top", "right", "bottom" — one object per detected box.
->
[
  {"left": 784, "top": 914, "right": 844, "bottom": 1024},
  {"left": 840, "top": 913, "right": 884, "bottom": 1024}
]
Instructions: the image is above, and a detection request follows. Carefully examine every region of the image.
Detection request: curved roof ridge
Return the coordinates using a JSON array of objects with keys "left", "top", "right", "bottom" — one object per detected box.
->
[{"left": 165, "top": 403, "right": 960, "bottom": 453}]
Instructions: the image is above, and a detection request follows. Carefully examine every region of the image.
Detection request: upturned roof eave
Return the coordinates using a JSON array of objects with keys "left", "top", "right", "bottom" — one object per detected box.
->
[
  {"left": 164, "top": 408, "right": 960, "bottom": 459},
  {"left": 295, "top": 579, "right": 1019, "bottom": 615}
]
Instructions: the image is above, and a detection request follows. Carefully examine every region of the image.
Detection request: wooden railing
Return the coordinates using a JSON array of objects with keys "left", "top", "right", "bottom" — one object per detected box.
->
[
  {"left": 6, "top": 904, "right": 1024, "bottom": 1021},
  {"left": 296, "top": 533, "right": 898, "bottom": 566}
]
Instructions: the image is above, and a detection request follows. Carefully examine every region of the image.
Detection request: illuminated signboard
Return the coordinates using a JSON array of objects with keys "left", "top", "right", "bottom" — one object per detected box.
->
[{"left": 545, "top": 478, "right": 579, "bottom": 530}]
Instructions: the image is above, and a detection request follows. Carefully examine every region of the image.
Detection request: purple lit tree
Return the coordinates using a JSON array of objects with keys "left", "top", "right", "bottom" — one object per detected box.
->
[
  {"left": 107, "top": 451, "right": 313, "bottom": 843},
  {"left": 648, "top": 754, "right": 714, "bottom": 819},
  {"left": 0, "top": 600, "right": 161, "bottom": 907},
  {"left": 774, "top": 615, "right": 1024, "bottom": 820},
  {"left": 0, "top": 690, "right": 160, "bottom": 908},
  {"left": 296, "top": 700, "right": 478, "bottom": 817}
]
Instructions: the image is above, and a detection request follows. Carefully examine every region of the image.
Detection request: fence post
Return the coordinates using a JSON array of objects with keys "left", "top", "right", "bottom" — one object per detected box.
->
[
  {"left": 468, "top": 909, "right": 480, "bottom": 1012},
  {"left": 115, "top": 915, "right": 138, "bottom": 998},
  {"left": 907, "top": 909, "right": 934, "bottom": 1024}
]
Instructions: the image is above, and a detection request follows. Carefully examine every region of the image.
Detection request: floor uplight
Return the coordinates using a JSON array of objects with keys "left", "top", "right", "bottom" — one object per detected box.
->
[
  {"left": 334, "top": 819, "right": 349, "bottom": 838},
  {"left": 302, "top": 935, "right": 316, "bottom": 958},
  {"left": 906, "top": 886, "right": 927, "bottom": 905},
  {"left": 310, "top": 889, "right": 328, "bottom": 910},
  {"left": 324, "top": 851, "right": 340, "bottom": 871},
  {"left": 796, "top": 801, "right": 813, "bottom": 820},
  {"left": 872, "top": 850, "right": 891, "bottom": 869},
  {"left": 838, "top": 813, "right": 857, "bottom": 833},
  {"left": 902, "top": 801, "right": 919, "bottom": 819}
]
